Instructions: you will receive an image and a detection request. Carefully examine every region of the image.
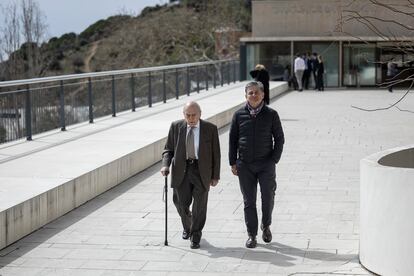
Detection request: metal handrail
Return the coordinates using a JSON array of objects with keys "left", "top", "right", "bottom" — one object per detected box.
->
[
  {"left": 0, "top": 59, "right": 240, "bottom": 144},
  {"left": 0, "top": 59, "right": 235, "bottom": 88}
]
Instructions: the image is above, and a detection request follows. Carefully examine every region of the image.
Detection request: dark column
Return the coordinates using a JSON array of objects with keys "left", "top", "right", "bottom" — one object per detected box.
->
[{"left": 240, "top": 43, "right": 247, "bottom": 81}]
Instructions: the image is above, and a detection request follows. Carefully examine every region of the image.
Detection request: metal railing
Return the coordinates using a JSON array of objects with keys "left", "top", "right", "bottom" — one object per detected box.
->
[{"left": 0, "top": 59, "right": 240, "bottom": 144}]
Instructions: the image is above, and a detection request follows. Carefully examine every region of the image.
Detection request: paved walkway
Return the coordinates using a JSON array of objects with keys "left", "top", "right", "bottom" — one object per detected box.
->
[{"left": 1, "top": 88, "right": 413, "bottom": 275}]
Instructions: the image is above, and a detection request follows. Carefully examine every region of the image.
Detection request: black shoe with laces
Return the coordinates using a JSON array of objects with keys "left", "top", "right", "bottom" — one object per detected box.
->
[
  {"left": 262, "top": 227, "right": 272, "bottom": 243},
  {"left": 245, "top": 235, "right": 257, "bottom": 248},
  {"left": 190, "top": 241, "right": 200, "bottom": 249},
  {"left": 182, "top": 230, "right": 191, "bottom": 240}
]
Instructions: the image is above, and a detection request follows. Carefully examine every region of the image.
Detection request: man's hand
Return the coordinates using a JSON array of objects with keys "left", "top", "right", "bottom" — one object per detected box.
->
[
  {"left": 231, "top": 165, "right": 238, "bottom": 176},
  {"left": 210, "top": 179, "right": 219, "bottom": 187},
  {"left": 160, "top": 166, "right": 169, "bottom": 176}
]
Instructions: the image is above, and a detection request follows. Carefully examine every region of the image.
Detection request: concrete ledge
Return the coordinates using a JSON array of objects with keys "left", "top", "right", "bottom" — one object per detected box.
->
[
  {"left": 0, "top": 81, "right": 288, "bottom": 250},
  {"left": 360, "top": 144, "right": 414, "bottom": 276}
]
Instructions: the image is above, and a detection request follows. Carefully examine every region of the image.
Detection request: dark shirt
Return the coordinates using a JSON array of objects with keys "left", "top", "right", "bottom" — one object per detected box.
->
[{"left": 317, "top": 62, "right": 324, "bottom": 75}]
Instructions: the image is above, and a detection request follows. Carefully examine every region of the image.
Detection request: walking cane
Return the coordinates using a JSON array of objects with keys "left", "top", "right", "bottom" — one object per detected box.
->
[{"left": 164, "top": 176, "right": 168, "bottom": 246}]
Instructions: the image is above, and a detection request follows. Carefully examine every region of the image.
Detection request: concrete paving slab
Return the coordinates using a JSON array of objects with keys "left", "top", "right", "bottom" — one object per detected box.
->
[{"left": 1, "top": 88, "right": 413, "bottom": 275}]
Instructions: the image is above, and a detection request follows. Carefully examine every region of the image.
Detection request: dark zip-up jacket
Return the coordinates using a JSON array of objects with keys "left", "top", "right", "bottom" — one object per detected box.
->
[{"left": 229, "top": 104, "right": 284, "bottom": 165}]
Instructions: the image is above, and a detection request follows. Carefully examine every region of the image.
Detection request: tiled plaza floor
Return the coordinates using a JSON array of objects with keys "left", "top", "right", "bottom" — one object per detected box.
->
[{"left": 1, "top": 88, "right": 413, "bottom": 275}]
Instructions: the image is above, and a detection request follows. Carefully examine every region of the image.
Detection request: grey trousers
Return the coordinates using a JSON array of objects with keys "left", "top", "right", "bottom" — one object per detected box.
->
[
  {"left": 295, "top": 70, "right": 304, "bottom": 90},
  {"left": 172, "top": 163, "right": 208, "bottom": 243},
  {"left": 237, "top": 159, "right": 277, "bottom": 236}
]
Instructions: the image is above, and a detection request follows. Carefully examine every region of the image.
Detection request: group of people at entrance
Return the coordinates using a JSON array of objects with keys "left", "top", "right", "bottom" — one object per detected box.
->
[
  {"left": 294, "top": 52, "right": 325, "bottom": 91},
  {"left": 161, "top": 81, "right": 285, "bottom": 249},
  {"left": 246, "top": 53, "right": 325, "bottom": 97}
]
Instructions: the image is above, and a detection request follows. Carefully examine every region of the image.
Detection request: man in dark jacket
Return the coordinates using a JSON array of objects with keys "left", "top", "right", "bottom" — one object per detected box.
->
[
  {"left": 229, "top": 81, "right": 284, "bottom": 248},
  {"left": 161, "top": 101, "right": 221, "bottom": 249}
]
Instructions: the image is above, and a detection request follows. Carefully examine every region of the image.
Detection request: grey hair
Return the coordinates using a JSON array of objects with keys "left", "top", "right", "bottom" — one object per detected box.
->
[
  {"left": 245, "top": 81, "right": 264, "bottom": 93},
  {"left": 183, "top": 101, "right": 201, "bottom": 113}
]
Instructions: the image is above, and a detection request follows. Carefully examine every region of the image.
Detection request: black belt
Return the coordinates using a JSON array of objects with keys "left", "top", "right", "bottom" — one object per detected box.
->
[{"left": 186, "top": 159, "right": 198, "bottom": 165}]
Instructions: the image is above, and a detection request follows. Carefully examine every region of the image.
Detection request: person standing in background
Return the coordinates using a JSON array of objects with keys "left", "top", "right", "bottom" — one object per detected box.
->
[
  {"left": 302, "top": 52, "right": 311, "bottom": 90},
  {"left": 316, "top": 55, "right": 325, "bottom": 91},
  {"left": 294, "top": 54, "right": 305, "bottom": 92},
  {"left": 386, "top": 58, "right": 398, "bottom": 92},
  {"left": 311, "top": 53, "right": 319, "bottom": 89},
  {"left": 250, "top": 64, "right": 270, "bottom": 104}
]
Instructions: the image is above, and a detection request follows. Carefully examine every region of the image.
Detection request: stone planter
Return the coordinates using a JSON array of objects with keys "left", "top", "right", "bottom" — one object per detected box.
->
[{"left": 360, "top": 145, "right": 414, "bottom": 276}]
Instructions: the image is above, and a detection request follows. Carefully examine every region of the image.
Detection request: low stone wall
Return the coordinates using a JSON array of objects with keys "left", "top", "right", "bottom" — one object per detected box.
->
[
  {"left": 0, "top": 82, "right": 289, "bottom": 250},
  {"left": 360, "top": 145, "right": 414, "bottom": 276}
]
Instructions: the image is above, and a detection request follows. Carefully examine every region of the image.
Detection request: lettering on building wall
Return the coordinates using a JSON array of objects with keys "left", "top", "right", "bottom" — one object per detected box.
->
[{"left": 270, "top": 3, "right": 338, "bottom": 16}]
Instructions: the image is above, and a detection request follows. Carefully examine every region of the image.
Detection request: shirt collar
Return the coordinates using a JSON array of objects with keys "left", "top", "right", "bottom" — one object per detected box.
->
[
  {"left": 187, "top": 121, "right": 200, "bottom": 129},
  {"left": 246, "top": 101, "right": 264, "bottom": 115}
]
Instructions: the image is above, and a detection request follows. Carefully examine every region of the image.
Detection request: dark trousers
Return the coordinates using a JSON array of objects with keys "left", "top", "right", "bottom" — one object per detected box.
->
[
  {"left": 316, "top": 73, "right": 324, "bottom": 91},
  {"left": 303, "top": 69, "right": 311, "bottom": 89},
  {"left": 173, "top": 163, "right": 208, "bottom": 243},
  {"left": 264, "top": 88, "right": 270, "bottom": 105},
  {"left": 312, "top": 70, "right": 318, "bottom": 89},
  {"left": 237, "top": 159, "right": 277, "bottom": 236}
]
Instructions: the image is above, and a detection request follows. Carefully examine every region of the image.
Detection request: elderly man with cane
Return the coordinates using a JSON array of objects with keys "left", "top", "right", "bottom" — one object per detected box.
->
[{"left": 161, "top": 101, "right": 221, "bottom": 249}]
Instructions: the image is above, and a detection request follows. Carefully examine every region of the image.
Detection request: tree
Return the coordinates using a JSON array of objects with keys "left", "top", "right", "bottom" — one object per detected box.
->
[
  {"left": 0, "top": 1, "right": 21, "bottom": 80},
  {"left": 338, "top": 0, "right": 414, "bottom": 112},
  {"left": 0, "top": 0, "right": 47, "bottom": 80}
]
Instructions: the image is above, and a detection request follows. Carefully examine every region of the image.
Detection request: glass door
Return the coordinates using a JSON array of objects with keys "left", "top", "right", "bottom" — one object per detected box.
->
[{"left": 343, "top": 44, "right": 376, "bottom": 87}]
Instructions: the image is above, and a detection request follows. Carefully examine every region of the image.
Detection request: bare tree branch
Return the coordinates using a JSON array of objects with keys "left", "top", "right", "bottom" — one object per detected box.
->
[{"left": 351, "top": 80, "right": 414, "bottom": 111}]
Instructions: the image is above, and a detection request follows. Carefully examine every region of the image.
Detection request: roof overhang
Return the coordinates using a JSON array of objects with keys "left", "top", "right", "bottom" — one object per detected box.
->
[{"left": 240, "top": 36, "right": 414, "bottom": 43}]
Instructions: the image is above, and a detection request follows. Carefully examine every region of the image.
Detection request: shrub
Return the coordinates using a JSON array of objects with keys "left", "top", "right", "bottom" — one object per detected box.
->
[{"left": 72, "top": 56, "right": 84, "bottom": 67}]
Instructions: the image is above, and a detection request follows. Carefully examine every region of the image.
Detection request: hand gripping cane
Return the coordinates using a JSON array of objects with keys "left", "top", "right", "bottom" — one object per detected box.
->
[{"left": 163, "top": 176, "right": 168, "bottom": 246}]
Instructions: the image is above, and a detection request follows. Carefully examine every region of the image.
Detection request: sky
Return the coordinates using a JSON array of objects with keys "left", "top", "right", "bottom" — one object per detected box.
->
[{"left": 0, "top": 0, "right": 169, "bottom": 39}]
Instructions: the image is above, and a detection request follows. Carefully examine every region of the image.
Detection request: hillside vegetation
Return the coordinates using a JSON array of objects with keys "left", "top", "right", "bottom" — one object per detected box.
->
[{"left": 1, "top": 1, "right": 251, "bottom": 81}]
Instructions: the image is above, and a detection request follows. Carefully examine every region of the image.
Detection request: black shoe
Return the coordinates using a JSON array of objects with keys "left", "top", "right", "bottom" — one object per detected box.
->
[
  {"left": 190, "top": 241, "right": 200, "bottom": 249},
  {"left": 182, "top": 230, "right": 191, "bottom": 240},
  {"left": 262, "top": 227, "right": 272, "bottom": 243},
  {"left": 245, "top": 235, "right": 257, "bottom": 248}
]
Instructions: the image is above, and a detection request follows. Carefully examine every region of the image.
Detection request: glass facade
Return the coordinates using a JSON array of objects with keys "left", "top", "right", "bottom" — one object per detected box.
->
[
  {"left": 246, "top": 42, "right": 291, "bottom": 81},
  {"left": 378, "top": 43, "right": 414, "bottom": 88},
  {"left": 244, "top": 40, "right": 409, "bottom": 88},
  {"left": 294, "top": 42, "right": 339, "bottom": 87},
  {"left": 246, "top": 41, "right": 339, "bottom": 87},
  {"left": 343, "top": 44, "right": 376, "bottom": 86}
]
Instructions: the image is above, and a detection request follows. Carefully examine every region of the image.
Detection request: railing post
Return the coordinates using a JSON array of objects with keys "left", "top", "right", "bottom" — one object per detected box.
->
[
  {"left": 227, "top": 62, "right": 230, "bottom": 85},
  {"left": 59, "top": 80, "right": 66, "bottom": 131},
  {"left": 233, "top": 60, "right": 237, "bottom": 83},
  {"left": 205, "top": 65, "right": 209, "bottom": 91},
  {"left": 25, "top": 85, "right": 32, "bottom": 141},
  {"left": 130, "top": 73, "right": 136, "bottom": 112},
  {"left": 163, "top": 70, "right": 167, "bottom": 103},
  {"left": 196, "top": 66, "right": 200, "bottom": 93},
  {"left": 220, "top": 62, "right": 224, "bottom": 87},
  {"left": 88, "top": 77, "right": 94, "bottom": 123},
  {"left": 175, "top": 68, "right": 179, "bottom": 99},
  {"left": 148, "top": 72, "right": 152, "bottom": 107},
  {"left": 213, "top": 65, "right": 216, "bottom": 89},
  {"left": 186, "top": 67, "right": 190, "bottom": 96},
  {"left": 112, "top": 75, "right": 116, "bottom": 117}
]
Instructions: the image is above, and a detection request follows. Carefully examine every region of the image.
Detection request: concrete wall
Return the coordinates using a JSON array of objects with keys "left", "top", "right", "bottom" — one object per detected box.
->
[
  {"left": 0, "top": 141, "right": 166, "bottom": 250},
  {"left": 252, "top": 0, "right": 413, "bottom": 38},
  {"left": 360, "top": 145, "right": 414, "bottom": 276},
  {"left": 0, "top": 82, "right": 289, "bottom": 250}
]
